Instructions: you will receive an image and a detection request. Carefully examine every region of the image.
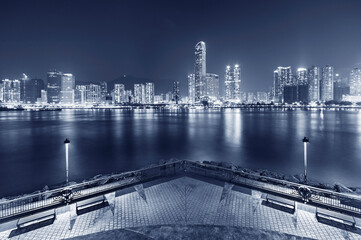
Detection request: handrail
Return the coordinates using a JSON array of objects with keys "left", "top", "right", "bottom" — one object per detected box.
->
[{"left": 1, "top": 159, "right": 361, "bottom": 223}]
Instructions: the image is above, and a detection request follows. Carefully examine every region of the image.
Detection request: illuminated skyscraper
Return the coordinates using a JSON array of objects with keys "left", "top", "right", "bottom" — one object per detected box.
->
[
  {"left": 297, "top": 68, "right": 308, "bottom": 85},
  {"left": 205, "top": 73, "right": 219, "bottom": 100},
  {"left": 61, "top": 73, "right": 75, "bottom": 104},
  {"left": 188, "top": 73, "right": 195, "bottom": 103},
  {"left": 321, "top": 65, "right": 334, "bottom": 101},
  {"left": 145, "top": 82, "right": 154, "bottom": 104},
  {"left": 308, "top": 66, "right": 320, "bottom": 102},
  {"left": 134, "top": 84, "right": 145, "bottom": 104},
  {"left": 194, "top": 41, "right": 206, "bottom": 101},
  {"left": 114, "top": 84, "right": 125, "bottom": 104},
  {"left": 100, "top": 81, "right": 108, "bottom": 103},
  {"left": 85, "top": 84, "right": 101, "bottom": 104},
  {"left": 273, "top": 66, "right": 292, "bottom": 103},
  {"left": 350, "top": 68, "right": 361, "bottom": 96},
  {"left": 47, "top": 71, "right": 62, "bottom": 104},
  {"left": 75, "top": 85, "right": 86, "bottom": 104},
  {"left": 173, "top": 81, "right": 180, "bottom": 104},
  {"left": 3, "top": 79, "right": 20, "bottom": 103},
  {"left": 225, "top": 65, "right": 241, "bottom": 102}
]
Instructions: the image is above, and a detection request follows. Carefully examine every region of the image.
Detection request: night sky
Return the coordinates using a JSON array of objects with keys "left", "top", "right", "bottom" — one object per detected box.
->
[{"left": 1, "top": 0, "right": 361, "bottom": 93}]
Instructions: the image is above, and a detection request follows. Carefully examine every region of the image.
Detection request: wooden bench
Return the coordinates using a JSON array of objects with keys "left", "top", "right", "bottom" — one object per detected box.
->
[
  {"left": 316, "top": 208, "right": 356, "bottom": 227},
  {"left": 266, "top": 194, "right": 295, "bottom": 210},
  {"left": 76, "top": 195, "right": 106, "bottom": 213},
  {"left": 17, "top": 209, "right": 56, "bottom": 228}
]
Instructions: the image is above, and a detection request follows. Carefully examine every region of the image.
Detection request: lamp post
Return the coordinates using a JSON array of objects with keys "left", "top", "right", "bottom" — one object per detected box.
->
[
  {"left": 302, "top": 137, "right": 309, "bottom": 182},
  {"left": 64, "top": 138, "right": 70, "bottom": 185}
]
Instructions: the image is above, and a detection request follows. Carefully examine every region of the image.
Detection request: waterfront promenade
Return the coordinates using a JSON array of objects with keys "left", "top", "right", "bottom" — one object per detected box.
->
[{"left": 0, "top": 177, "right": 360, "bottom": 239}]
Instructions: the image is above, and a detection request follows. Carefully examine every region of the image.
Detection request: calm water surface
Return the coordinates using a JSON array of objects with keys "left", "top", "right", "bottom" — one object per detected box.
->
[{"left": 1, "top": 109, "right": 361, "bottom": 197}]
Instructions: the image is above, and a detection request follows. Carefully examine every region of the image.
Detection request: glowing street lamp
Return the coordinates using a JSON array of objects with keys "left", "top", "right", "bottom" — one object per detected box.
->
[
  {"left": 64, "top": 138, "right": 70, "bottom": 185},
  {"left": 302, "top": 137, "right": 309, "bottom": 182}
]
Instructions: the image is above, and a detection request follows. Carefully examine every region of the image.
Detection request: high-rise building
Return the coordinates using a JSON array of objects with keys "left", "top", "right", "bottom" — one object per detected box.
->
[
  {"left": 256, "top": 92, "right": 268, "bottom": 103},
  {"left": 173, "top": 81, "right": 180, "bottom": 104},
  {"left": 225, "top": 65, "right": 241, "bottom": 102},
  {"left": 273, "top": 66, "right": 292, "bottom": 103},
  {"left": 297, "top": 68, "right": 308, "bottom": 85},
  {"left": 308, "top": 66, "right": 320, "bottom": 102},
  {"left": 24, "top": 79, "right": 44, "bottom": 104},
  {"left": 350, "top": 68, "right": 361, "bottom": 96},
  {"left": 41, "top": 90, "right": 47, "bottom": 104},
  {"left": 60, "top": 73, "right": 75, "bottom": 104},
  {"left": 20, "top": 73, "right": 29, "bottom": 103},
  {"left": 134, "top": 84, "right": 145, "bottom": 104},
  {"left": 100, "top": 81, "right": 108, "bottom": 103},
  {"left": 321, "top": 65, "right": 334, "bottom": 101},
  {"left": 75, "top": 85, "right": 86, "bottom": 105},
  {"left": 2, "top": 79, "right": 21, "bottom": 103},
  {"left": 334, "top": 73, "right": 350, "bottom": 101},
  {"left": 188, "top": 74, "right": 195, "bottom": 103},
  {"left": 194, "top": 41, "right": 206, "bottom": 101},
  {"left": 0, "top": 82, "right": 3, "bottom": 102},
  {"left": 47, "top": 71, "right": 62, "bottom": 104},
  {"left": 145, "top": 82, "right": 154, "bottom": 104},
  {"left": 114, "top": 84, "right": 125, "bottom": 104},
  {"left": 85, "top": 84, "right": 101, "bottom": 104},
  {"left": 205, "top": 73, "right": 219, "bottom": 100}
]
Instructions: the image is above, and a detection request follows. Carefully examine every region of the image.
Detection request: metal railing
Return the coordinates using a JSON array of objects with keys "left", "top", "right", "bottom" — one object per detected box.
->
[{"left": 1, "top": 159, "right": 361, "bottom": 223}]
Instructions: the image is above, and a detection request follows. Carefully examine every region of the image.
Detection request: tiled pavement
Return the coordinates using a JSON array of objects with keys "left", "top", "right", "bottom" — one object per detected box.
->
[{"left": 0, "top": 177, "right": 360, "bottom": 240}]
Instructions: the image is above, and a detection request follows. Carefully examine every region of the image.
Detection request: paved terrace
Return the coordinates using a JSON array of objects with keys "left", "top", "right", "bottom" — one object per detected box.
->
[{"left": 1, "top": 176, "right": 361, "bottom": 239}]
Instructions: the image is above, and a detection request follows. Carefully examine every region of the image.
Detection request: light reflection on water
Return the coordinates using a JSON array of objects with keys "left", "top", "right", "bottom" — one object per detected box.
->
[{"left": 0, "top": 109, "right": 361, "bottom": 197}]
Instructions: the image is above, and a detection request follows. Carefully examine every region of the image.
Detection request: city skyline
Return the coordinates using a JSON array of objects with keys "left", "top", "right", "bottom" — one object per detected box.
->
[{"left": 1, "top": 0, "right": 361, "bottom": 93}]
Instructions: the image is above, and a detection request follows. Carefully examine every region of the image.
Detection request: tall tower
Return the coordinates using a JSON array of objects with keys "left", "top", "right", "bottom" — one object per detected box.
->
[
  {"left": 225, "top": 65, "right": 241, "bottom": 102},
  {"left": 194, "top": 41, "right": 206, "bottom": 101},
  {"left": 47, "top": 70, "right": 62, "bottom": 104},
  {"left": 321, "top": 65, "right": 334, "bottom": 101},
  {"left": 188, "top": 73, "right": 195, "bottom": 103},
  {"left": 350, "top": 68, "right": 361, "bottom": 96},
  {"left": 273, "top": 66, "right": 292, "bottom": 103},
  {"left": 308, "top": 66, "right": 320, "bottom": 102}
]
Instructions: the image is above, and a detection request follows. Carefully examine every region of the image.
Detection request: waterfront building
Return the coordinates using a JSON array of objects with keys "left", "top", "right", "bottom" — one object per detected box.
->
[
  {"left": 145, "top": 82, "right": 154, "bottom": 104},
  {"left": 75, "top": 85, "right": 86, "bottom": 105},
  {"left": 297, "top": 68, "right": 308, "bottom": 85},
  {"left": 47, "top": 71, "right": 62, "bottom": 104},
  {"left": 334, "top": 73, "right": 350, "bottom": 101},
  {"left": 24, "top": 79, "right": 45, "bottom": 104},
  {"left": 273, "top": 66, "right": 292, "bottom": 103},
  {"left": 240, "top": 92, "right": 247, "bottom": 103},
  {"left": 100, "top": 81, "right": 108, "bottom": 103},
  {"left": 350, "top": 68, "right": 361, "bottom": 96},
  {"left": 284, "top": 85, "right": 298, "bottom": 104},
  {"left": 256, "top": 92, "right": 268, "bottom": 103},
  {"left": 320, "top": 66, "right": 334, "bottom": 101},
  {"left": 114, "top": 84, "right": 125, "bottom": 104},
  {"left": 308, "top": 66, "right": 320, "bottom": 102},
  {"left": 247, "top": 92, "right": 256, "bottom": 104},
  {"left": 194, "top": 41, "right": 206, "bottom": 101},
  {"left": 125, "top": 90, "right": 133, "bottom": 103},
  {"left": 85, "top": 84, "right": 101, "bottom": 104},
  {"left": 0, "top": 82, "right": 3, "bottom": 102},
  {"left": 3, "top": 79, "right": 21, "bottom": 103},
  {"left": 188, "top": 73, "right": 195, "bottom": 103},
  {"left": 173, "top": 81, "right": 180, "bottom": 104},
  {"left": 60, "top": 73, "right": 75, "bottom": 104},
  {"left": 134, "top": 84, "right": 145, "bottom": 104},
  {"left": 225, "top": 65, "right": 241, "bottom": 102},
  {"left": 41, "top": 90, "right": 47, "bottom": 104},
  {"left": 20, "top": 73, "right": 29, "bottom": 103},
  {"left": 205, "top": 73, "right": 219, "bottom": 100}
]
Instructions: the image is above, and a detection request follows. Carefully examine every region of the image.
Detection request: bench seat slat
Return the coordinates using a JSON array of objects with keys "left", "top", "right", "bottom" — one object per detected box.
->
[
  {"left": 17, "top": 210, "right": 55, "bottom": 228},
  {"left": 316, "top": 208, "right": 355, "bottom": 226}
]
